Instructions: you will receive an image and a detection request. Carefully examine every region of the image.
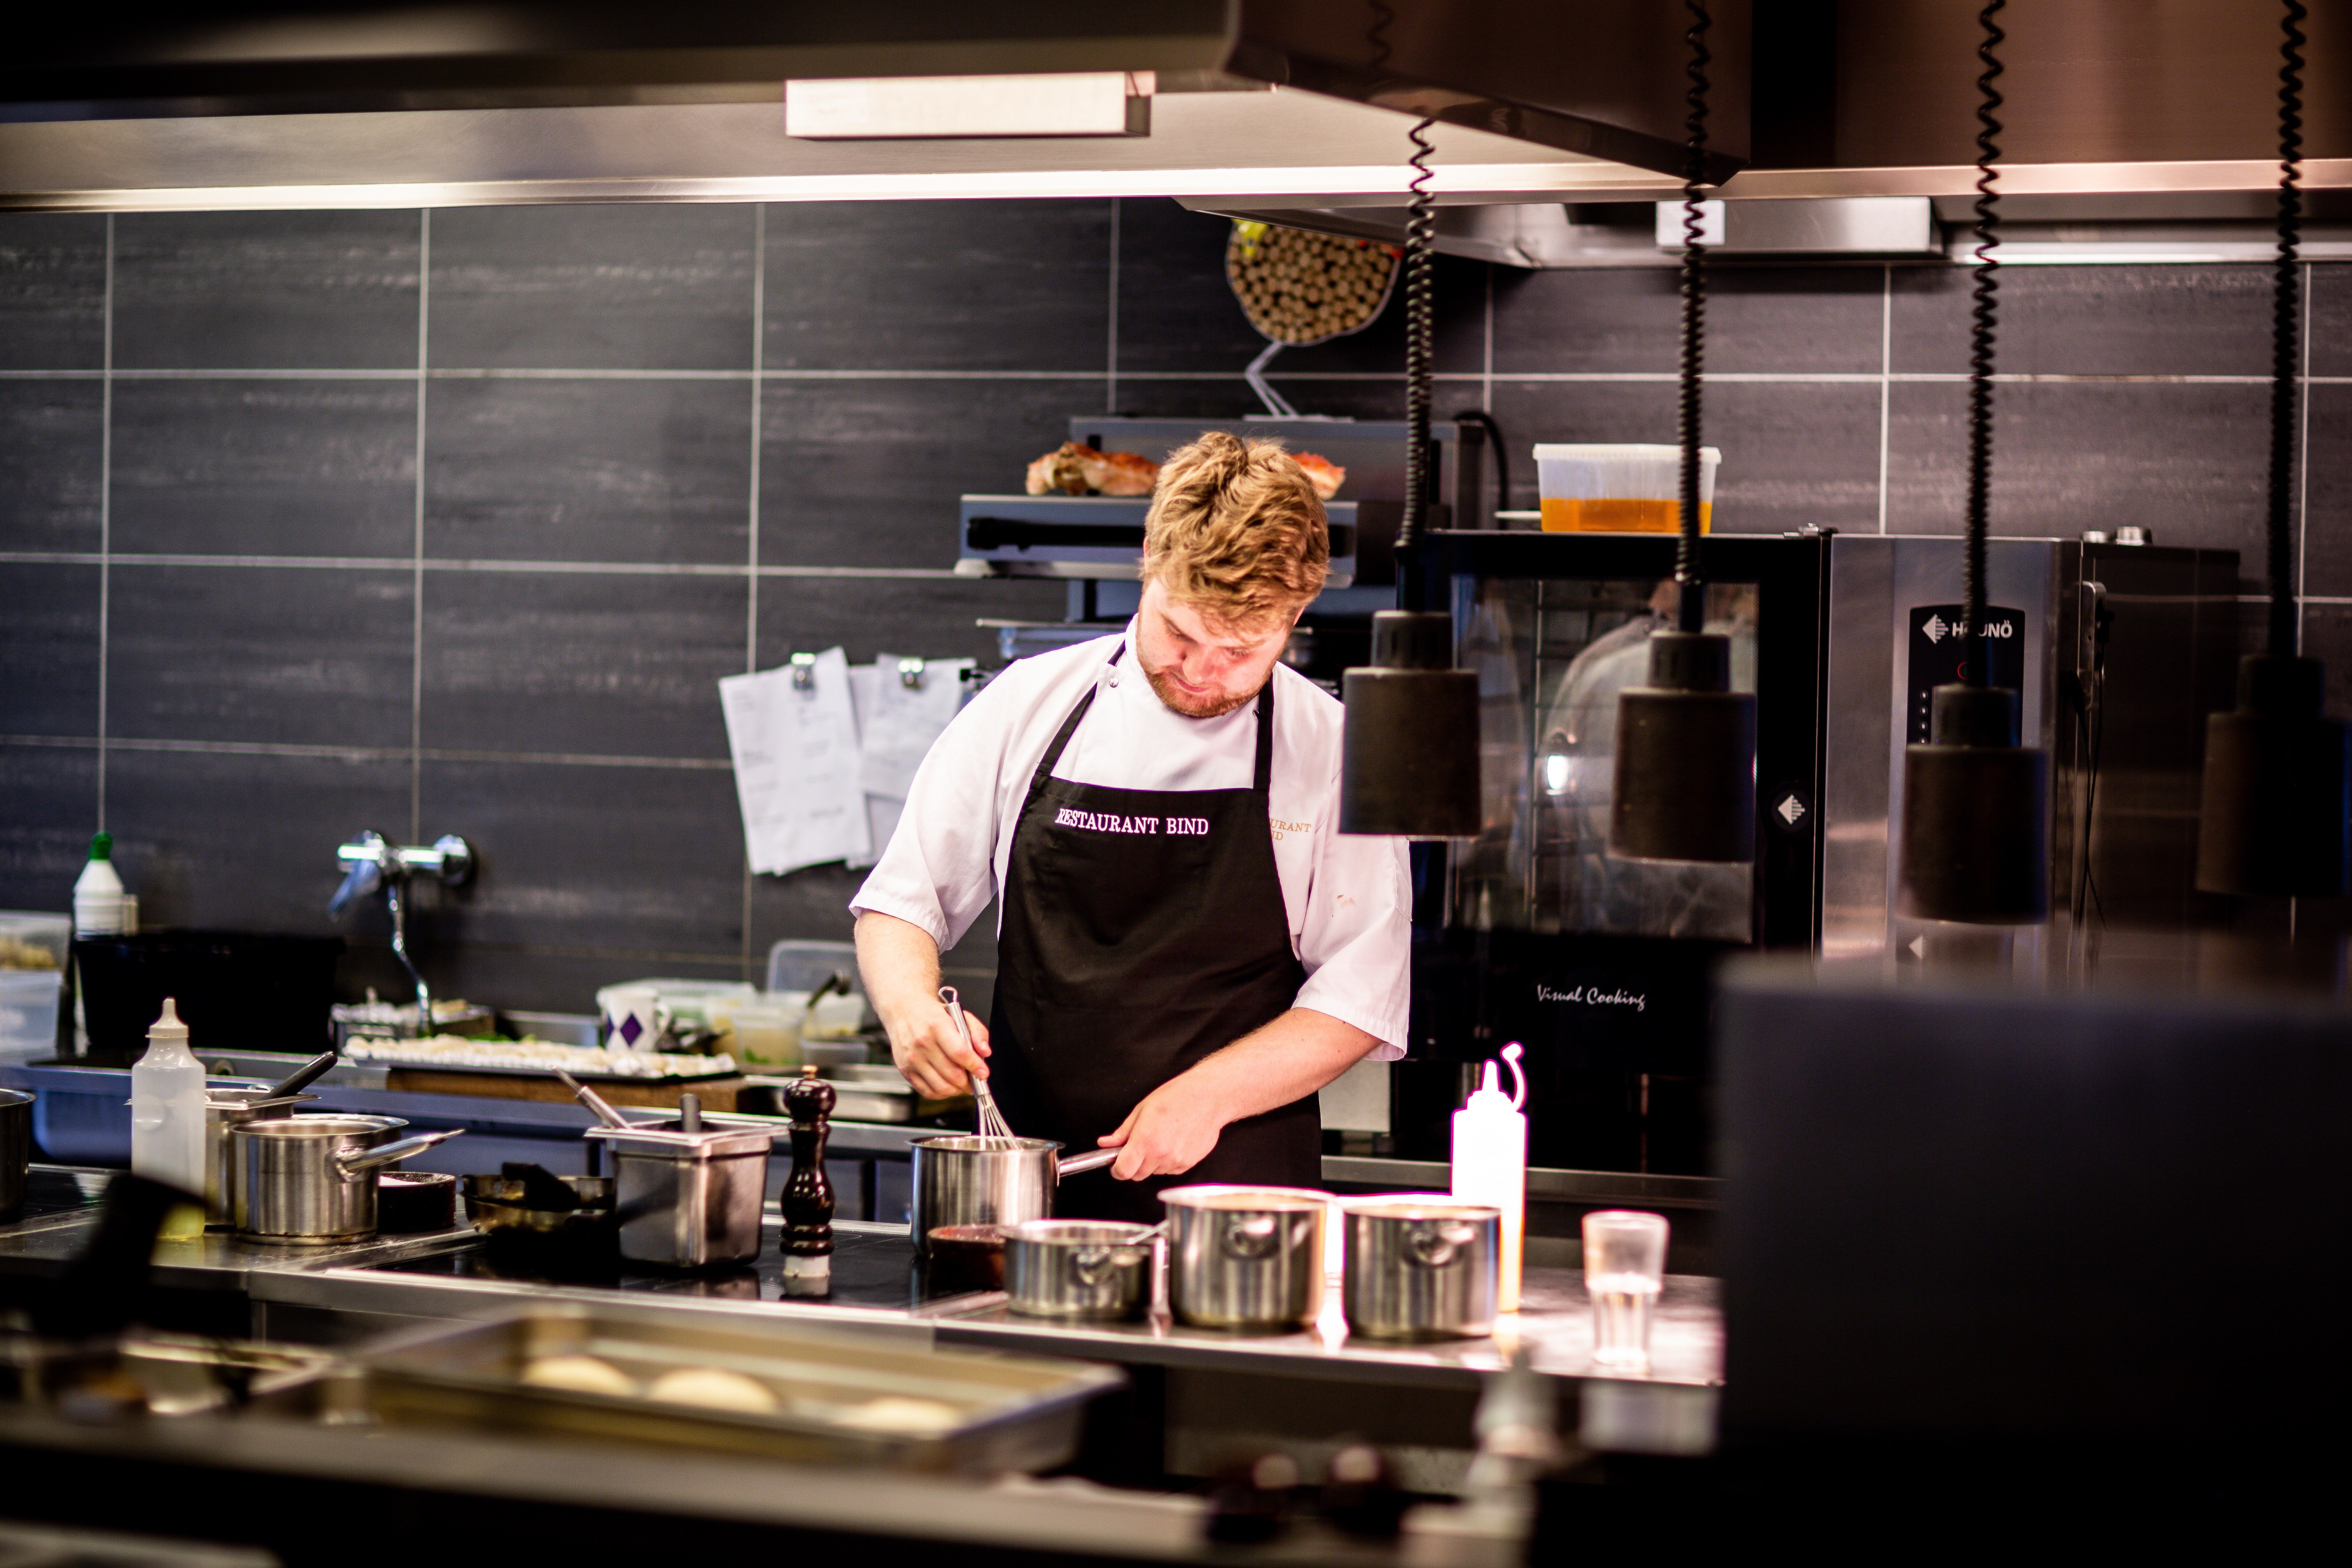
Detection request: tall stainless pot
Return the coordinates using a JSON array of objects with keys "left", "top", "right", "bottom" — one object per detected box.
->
[
  {"left": 909, "top": 1136, "right": 1118, "bottom": 1252},
  {"left": 1339, "top": 1199, "right": 1500, "bottom": 1340},
  {"left": 232, "top": 1114, "right": 463, "bottom": 1243},
  {"left": 0, "top": 1088, "right": 30, "bottom": 1222},
  {"left": 1162, "top": 1185, "right": 1328, "bottom": 1331}
]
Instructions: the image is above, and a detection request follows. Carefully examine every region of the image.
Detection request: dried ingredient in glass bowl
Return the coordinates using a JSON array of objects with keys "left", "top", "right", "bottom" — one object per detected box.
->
[{"left": 1225, "top": 222, "right": 1399, "bottom": 346}]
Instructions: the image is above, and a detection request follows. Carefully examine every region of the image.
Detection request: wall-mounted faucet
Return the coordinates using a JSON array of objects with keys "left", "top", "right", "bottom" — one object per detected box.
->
[{"left": 331, "top": 831, "right": 474, "bottom": 1037}]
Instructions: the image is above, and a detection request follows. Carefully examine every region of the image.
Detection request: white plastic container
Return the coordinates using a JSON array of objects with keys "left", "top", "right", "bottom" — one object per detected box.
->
[
  {"left": 0, "top": 912, "right": 69, "bottom": 1062},
  {"left": 1450, "top": 1042, "right": 1529, "bottom": 1312},
  {"left": 1533, "top": 443, "right": 1719, "bottom": 535},
  {"left": 72, "top": 831, "right": 134, "bottom": 937},
  {"left": 130, "top": 997, "right": 208, "bottom": 1200}
]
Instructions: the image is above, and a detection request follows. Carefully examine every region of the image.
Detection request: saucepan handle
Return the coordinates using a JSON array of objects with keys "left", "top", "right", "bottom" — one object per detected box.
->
[
  {"left": 1056, "top": 1148, "right": 1118, "bottom": 1177},
  {"left": 334, "top": 1128, "right": 464, "bottom": 1177}
]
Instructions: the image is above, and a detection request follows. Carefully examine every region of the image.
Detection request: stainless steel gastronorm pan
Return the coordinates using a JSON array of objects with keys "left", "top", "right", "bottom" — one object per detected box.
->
[{"left": 338, "top": 1305, "right": 1123, "bottom": 1474}]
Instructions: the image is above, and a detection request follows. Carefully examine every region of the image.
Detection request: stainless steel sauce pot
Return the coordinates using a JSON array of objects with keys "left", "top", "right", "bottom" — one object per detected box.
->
[
  {"left": 1004, "top": 1218, "right": 1156, "bottom": 1321},
  {"left": 1162, "top": 1185, "right": 1328, "bottom": 1332},
  {"left": 231, "top": 1114, "right": 463, "bottom": 1243},
  {"left": 909, "top": 1137, "right": 1118, "bottom": 1253},
  {"left": 1339, "top": 1199, "right": 1500, "bottom": 1340}
]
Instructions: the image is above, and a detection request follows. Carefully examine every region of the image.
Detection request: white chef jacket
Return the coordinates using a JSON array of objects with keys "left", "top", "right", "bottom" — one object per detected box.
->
[{"left": 849, "top": 623, "right": 1411, "bottom": 1057}]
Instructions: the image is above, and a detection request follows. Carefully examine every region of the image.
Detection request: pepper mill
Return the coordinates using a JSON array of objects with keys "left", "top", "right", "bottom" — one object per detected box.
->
[{"left": 780, "top": 1064, "right": 836, "bottom": 1289}]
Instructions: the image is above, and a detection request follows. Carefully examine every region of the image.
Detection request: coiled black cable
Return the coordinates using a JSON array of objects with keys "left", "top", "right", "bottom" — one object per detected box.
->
[
  {"left": 1675, "top": 0, "right": 1711, "bottom": 635},
  {"left": 1398, "top": 116, "right": 1437, "bottom": 561},
  {"left": 1963, "top": 0, "right": 2006, "bottom": 681},
  {"left": 2270, "top": 0, "right": 2307, "bottom": 658}
]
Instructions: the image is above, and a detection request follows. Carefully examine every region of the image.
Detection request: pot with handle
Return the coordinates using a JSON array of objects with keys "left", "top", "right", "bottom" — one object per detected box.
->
[
  {"left": 1162, "top": 1185, "right": 1329, "bottom": 1331},
  {"left": 1004, "top": 1218, "right": 1158, "bottom": 1320},
  {"left": 909, "top": 1136, "right": 1119, "bottom": 1252},
  {"left": 1339, "top": 1198, "right": 1501, "bottom": 1340},
  {"left": 231, "top": 1114, "right": 464, "bottom": 1243}
]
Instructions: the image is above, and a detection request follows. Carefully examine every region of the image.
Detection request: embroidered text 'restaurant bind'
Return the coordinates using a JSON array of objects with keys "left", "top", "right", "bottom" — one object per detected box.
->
[{"left": 1054, "top": 806, "right": 1213, "bottom": 837}]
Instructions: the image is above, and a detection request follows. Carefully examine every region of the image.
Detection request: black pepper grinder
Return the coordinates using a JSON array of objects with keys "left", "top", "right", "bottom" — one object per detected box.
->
[{"left": 780, "top": 1064, "right": 835, "bottom": 1291}]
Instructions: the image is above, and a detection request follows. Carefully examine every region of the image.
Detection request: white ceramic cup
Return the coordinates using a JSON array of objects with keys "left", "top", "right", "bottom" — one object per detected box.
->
[{"left": 597, "top": 986, "right": 670, "bottom": 1053}]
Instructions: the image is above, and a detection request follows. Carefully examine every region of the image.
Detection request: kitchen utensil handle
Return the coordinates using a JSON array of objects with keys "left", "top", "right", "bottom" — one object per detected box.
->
[
  {"left": 265, "top": 1049, "right": 341, "bottom": 1099},
  {"left": 335, "top": 1128, "right": 464, "bottom": 1176},
  {"left": 555, "top": 1070, "right": 630, "bottom": 1129},
  {"left": 1056, "top": 1148, "right": 1119, "bottom": 1177}
]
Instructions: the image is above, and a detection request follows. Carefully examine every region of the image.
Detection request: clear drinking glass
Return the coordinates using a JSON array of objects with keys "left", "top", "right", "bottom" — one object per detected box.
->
[{"left": 1583, "top": 1209, "right": 1670, "bottom": 1371}]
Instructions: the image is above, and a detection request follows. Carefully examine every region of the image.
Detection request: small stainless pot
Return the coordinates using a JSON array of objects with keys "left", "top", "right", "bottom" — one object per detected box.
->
[
  {"left": 232, "top": 1115, "right": 463, "bottom": 1243},
  {"left": 1162, "top": 1185, "right": 1328, "bottom": 1332},
  {"left": 202, "top": 1089, "right": 316, "bottom": 1224},
  {"left": 1004, "top": 1219, "right": 1156, "bottom": 1321},
  {"left": 908, "top": 1136, "right": 1119, "bottom": 1253},
  {"left": 584, "top": 1121, "right": 773, "bottom": 1268},
  {"left": 1340, "top": 1199, "right": 1501, "bottom": 1340}
]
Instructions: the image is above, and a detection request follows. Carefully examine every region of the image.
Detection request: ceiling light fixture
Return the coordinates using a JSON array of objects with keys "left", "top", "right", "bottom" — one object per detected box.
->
[
  {"left": 1607, "top": 0, "right": 1757, "bottom": 865},
  {"left": 1895, "top": 0, "right": 2051, "bottom": 926}
]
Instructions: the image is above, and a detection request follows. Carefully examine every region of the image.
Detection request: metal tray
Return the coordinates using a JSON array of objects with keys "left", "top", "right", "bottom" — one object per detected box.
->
[{"left": 338, "top": 1305, "right": 1121, "bottom": 1473}]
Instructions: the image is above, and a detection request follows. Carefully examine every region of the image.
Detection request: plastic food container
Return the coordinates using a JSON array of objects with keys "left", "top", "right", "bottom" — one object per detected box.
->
[{"left": 1534, "top": 443, "right": 1719, "bottom": 534}]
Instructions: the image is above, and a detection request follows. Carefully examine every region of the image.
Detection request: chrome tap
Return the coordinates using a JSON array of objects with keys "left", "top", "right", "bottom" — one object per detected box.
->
[{"left": 330, "top": 831, "right": 474, "bottom": 1037}]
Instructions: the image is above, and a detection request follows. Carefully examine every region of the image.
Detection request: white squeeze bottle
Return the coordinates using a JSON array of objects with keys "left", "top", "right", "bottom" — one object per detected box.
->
[
  {"left": 1451, "top": 1041, "right": 1529, "bottom": 1312},
  {"left": 131, "top": 998, "right": 207, "bottom": 1205}
]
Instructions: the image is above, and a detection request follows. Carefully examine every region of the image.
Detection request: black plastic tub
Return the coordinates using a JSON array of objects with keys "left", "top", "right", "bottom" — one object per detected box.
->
[
  {"left": 71, "top": 930, "right": 343, "bottom": 1067},
  {"left": 0, "top": 1087, "right": 31, "bottom": 1220}
]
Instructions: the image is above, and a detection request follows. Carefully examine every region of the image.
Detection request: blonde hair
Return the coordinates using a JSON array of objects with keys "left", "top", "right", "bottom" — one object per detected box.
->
[{"left": 1142, "top": 432, "right": 1330, "bottom": 630}]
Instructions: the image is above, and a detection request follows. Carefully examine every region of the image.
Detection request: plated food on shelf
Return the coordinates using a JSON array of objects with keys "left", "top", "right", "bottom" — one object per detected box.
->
[{"left": 1022, "top": 441, "right": 1345, "bottom": 500}]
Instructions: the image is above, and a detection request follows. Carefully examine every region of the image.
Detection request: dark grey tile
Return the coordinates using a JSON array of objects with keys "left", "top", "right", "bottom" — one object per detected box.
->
[
  {"left": 427, "top": 946, "right": 752, "bottom": 1017},
  {"left": 424, "top": 377, "right": 750, "bottom": 564},
  {"left": 103, "top": 746, "right": 410, "bottom": 934},
  {"left": 107, "top": 564, "right": 415, "bottom": 747},
  {"left": 2304, "top": 603, "right": 2352, "bottom": 720},
  {"left": 764, "top": 199, "right": 1109, "bottom": 372},
  {"left": 747, "top": 863, "right": 866, "bottom": 956},
  {"left": 1113, "top": 198, "right": 1482, "bottom": 377},
  {"left": 0, "top": 214, "right": 106, "bottom": 370},
  {"left": 1488, "top": 378, "right": 1883, "bottom": 533},
  {"left": 0, "top": 744, "right": 96, "bottom": 912},
  {"left": 2302, "top": 382, "right": 2352, "bottom": 597},
  {"left": 2307, "top": 264, "right": 2352, "bottom": 379},
  {"left": 415, "top": 758, "right": 744, "bottom": 958},
  {"left": 419, "top": 569, "right": 746, "bottom": 759},
  {"left": 1889, "top": 263, "right": 2274, "bottom": 377},
  {"left": 112, "top": 210, "right": 421, "bottom": 370},
  {"left": 429, "top": 205, "right": 756, "bottom": 371},
  {"left": 755, "top": 574, "right": 1063, "bottom": 669},
  {"left": 1492, "top": 264, "right": 1886, "bottom": 376},
  {"left": 0, "top": 380, "right": 104, "bottom": 553},
  {"left": 111, "top": 379, "right": 418, "bottom": 558},
  {"left": 0, "top": 564, "right": 100, "bottom": 737},
  {"left": 758, "top": 375, "right": 1099, "bottom": 569},
  {"left": 1884, "top": 381, "right": 2269, "bottom": 580}
]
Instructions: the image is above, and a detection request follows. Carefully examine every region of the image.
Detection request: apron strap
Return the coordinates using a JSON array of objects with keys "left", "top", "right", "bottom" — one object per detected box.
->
[
  {"left": 1251, "top": 679, "right": 1275, "bottom": 795},
  {"left": 1027, "top": 643, "right": 1279, "bottom": 795},
  {"left": 1027, "top": 644, "right": 1120, "bottom": 798}
]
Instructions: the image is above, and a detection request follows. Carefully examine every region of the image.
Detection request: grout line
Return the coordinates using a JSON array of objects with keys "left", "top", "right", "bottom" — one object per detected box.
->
[
  {"left": 0, "top": 733, "right": 736, "bottom": 769},
  {"left": 0, "top": 551, "right": 968, "bottom": 579},
  {"left": 2298, "top": 259, "right": 2313, "bottom": 651},
  {"left": 95, "top": 214, "right": 113, "bottom": 833},
  {"left": 1876, "top": 265, "right": 1893, "bottom": 535},
  {"left": 410, "top": 208, "right": 429, "bottom": 844},
  {"left": 743, "top": 203, "right": 767, "bottom": 982},
  {"left": 1481, "top": 263, "right": 1494, "bottom": 414},
  {"left": 1106, "top": 197, "right": 1121, "bottom": 412}
]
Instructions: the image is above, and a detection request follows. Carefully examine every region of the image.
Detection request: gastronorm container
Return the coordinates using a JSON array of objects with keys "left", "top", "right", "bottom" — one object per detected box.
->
[
  {"left": 1339, "top": 1198, "right": 1501, "bottom": 1340},
  {"left": 325, "top": 1305, "right": 1124, "bottom": 1473},
  {"left": 909, "top": 1136, "right": 1118, "bottom": 1252},
  {"left": 1162, "top": 1185, "right": 1328, "bottom": 1332},
  {"left": 1004, "top": 1218, "right": 1156, "bottom": 1321},
  {"left": 584, "top": 1120, "right": 771, "bottom": 1268}
]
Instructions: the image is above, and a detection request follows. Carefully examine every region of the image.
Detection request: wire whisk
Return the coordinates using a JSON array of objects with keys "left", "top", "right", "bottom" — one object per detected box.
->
[{"left": 938, "top": 984, "right": 1015, "bottom": 1142}]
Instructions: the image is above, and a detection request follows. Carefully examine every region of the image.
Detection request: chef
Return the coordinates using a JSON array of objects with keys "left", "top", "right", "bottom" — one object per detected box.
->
[{"left": 852, "top": 432, "right": 1410, "bottom": 1220}]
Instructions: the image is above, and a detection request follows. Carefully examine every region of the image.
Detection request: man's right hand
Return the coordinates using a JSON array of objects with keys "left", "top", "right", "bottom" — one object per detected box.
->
[{"left": 856, "top": 909, "right": 993, "bottom": 1100}]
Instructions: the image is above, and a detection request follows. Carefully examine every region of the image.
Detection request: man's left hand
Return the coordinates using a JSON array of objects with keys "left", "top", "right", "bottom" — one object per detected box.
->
[{"left": 1098, "top": 1077, "right": 1228, "bottom": 1181}]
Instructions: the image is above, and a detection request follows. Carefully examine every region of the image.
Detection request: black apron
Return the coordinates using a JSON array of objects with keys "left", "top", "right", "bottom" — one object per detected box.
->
[{"left": 987, "top": 648, "right": 1321, "bottom": 1222}]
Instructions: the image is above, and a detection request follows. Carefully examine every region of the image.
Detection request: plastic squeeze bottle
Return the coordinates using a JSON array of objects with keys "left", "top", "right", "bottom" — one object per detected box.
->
[
  {"left": 131, "top": 998, "right": 207, "bottom": 1211},
  {"left": 1451, "top": 1041, "right": 1529, "bottom": 1312},
  {"left": 72, "top": 831, "right": 133, "bottom": 936}
]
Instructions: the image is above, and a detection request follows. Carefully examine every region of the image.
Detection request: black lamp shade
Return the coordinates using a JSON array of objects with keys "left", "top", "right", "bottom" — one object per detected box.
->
[
  {"left": 1608, "top": 631, "right": 1757, "bottom": 863},
  {"left": 1897, "top": 684, "right": 2050, "bottom": 924},
  {"left": 2195, "top": 655, "right": 2351, "bottom": 897},
  {"left": 1340, "top": 611, "right": 1481, "bottom": 838}
]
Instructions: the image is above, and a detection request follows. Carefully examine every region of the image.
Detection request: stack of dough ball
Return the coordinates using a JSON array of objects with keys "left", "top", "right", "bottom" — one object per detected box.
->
[
  {"left": 644, "top": 1365, "right": 781, "bottom": 1415},
  {"left": 1226, "top": 222, "right": 1399, "bottom": 345},
  {"left": 520, "top": 1354, "right": 638, "bottom": 1398}
]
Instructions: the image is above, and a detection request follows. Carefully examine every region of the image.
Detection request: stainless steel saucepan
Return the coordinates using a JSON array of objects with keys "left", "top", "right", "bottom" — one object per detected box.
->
[
  {"left": 231, "top": 1114, "right": 463, "bottom": 1243},
  {"left": 1162, "top": 1185, "right": 1329, "bottom": 1332},
  {"left": 909, "top": 1136, "right": 1118, "bottom": 1252},
  {"left": 1339, "top": 1198, "right": 1501, "bottom": 1340}
]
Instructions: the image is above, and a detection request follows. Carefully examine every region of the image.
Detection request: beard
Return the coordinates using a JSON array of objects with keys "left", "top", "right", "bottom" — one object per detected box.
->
[{"left": 1142, "top": 659, "right": 1262, "bottom": 719}]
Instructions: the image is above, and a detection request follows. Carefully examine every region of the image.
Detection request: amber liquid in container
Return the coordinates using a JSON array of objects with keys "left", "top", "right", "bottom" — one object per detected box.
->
[{"left": 1539, "top": 498, "right": 1713, "bottom": 534}]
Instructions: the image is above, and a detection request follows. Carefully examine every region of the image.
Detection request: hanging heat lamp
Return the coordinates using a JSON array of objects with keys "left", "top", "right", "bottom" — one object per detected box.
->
[
  {"left": 2194, "top": 0, "right": 2352, "bottom": 898},
  {"left": 1895, "top": 0, "right": 2051, "bottom": 925},
  {"left": 1339, "top": 115, "right": 1481, "bottom": 839},
  {"left": 1608, "top": 0, "right": 1757, "bottom": 864}
]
